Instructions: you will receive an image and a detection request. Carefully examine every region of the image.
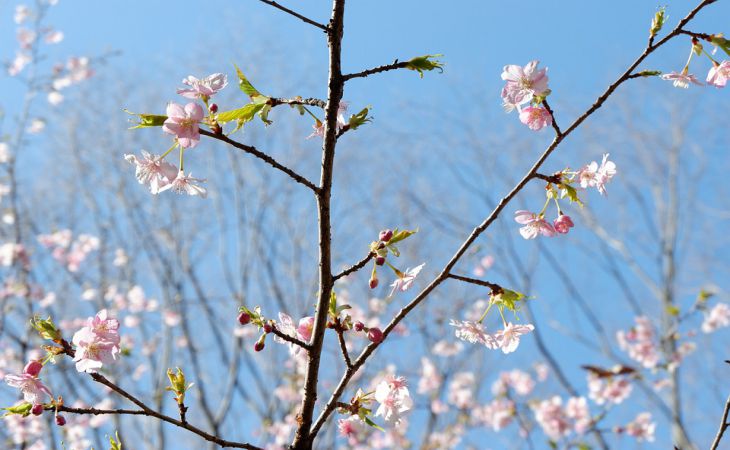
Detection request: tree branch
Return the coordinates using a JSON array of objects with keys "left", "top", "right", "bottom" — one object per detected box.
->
[
  {"left": 270, "top": 97, "right": 327, "bottom": 109},
  {"left": 256, "top": 0, "right": 329, "bottom": 32},
  {"left": 446, "top": 273, "right": 501, "bottom": 292},
  {"left": 270, "top": 325, "right": 312, "bottom": 351},
  {"left": 308, "top": 0, "right": 719, "bottom": 437},
  {"left": 343, "top": 60, "right": 409, "bottom": 81},
  {"left": 711, "top": 394, "right": 730, "bottom": 450},
  {"left": 335, "top": 327, "right": 352, "bottom": 368},
  {"left": 333, "top": 252, "right": 374, "bottom": 281},
  {"left": 200, "top": 129, "right": 319, "bottom": 192}
]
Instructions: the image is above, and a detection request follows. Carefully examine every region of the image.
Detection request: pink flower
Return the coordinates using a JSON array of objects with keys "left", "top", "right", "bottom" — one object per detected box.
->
[
  {"left": 4, "top": 373, "right": 52, "bottom": 404},
  {"left": 553, "top": 214, "right": 574, "bottom": 234},
  {"left": 532, "top": 396, "right": 571, "bottom": 440},
  {"left": 449, "top": 320, "right": 497, "bottom": 348},
  {"left": 514, "top": 210, "right": 555, "bottom": 239},
  {"left": 494, "top": 322, "right": 534, "bottom": 354},
  {"left": 623, "top": 412, "right": 656, "bottom": 442},
  {"left": 587, "top": 374, "right": 632, "bottom": 405},
  {"left": 616, "top": 316, "right": 659, "bottom": 369},
  {"left": 306, "top": 101, "right": 349, "bottom": 139},
  {"left": 177, "top": 73, "right": 228, "bottom": 99},
  {"left": 72, "top": 310, "right": 121, "bottom": 373},
  {"left": 159, "top": 170, "right": 207, "bottom": 198},
  {"left": 501, "top": 61, "right": 549, "bottom": 112},
  {"left": 14, "top": 5, "right": 31, "bottom": 24},
  {"left": 162, "top": 102, "right": 204, "bottom": 148},
  {"left": 519, "top": 106, "right": 552, "bottom": 131},
  {"left": 661, "top": 70, "right": 703, "bottom": 88},
  {"left": 124, "top": 150, "right": 179, "bottom": 194},
  {"left": 337, "top": 416, "right": 366, "bottom": 445},
  {"left": 16, "top": 28, "right": 36, "bottom": 49},
  {"left": 389, "top": 263, "right": 425, "bottom": 296},
  {"left": 474, "top": 398, "right": 515, "bottom": 431},
  {"left": 374, "top": 375, "right": 413, "bottom": 424},
  {"left": 493, "top": 369, "right": 535, "bottom": 396},
  {"left": 418, "top": 357, "right": 442, "bottom": 394},
  {"left": 23, "top": 361, "right": 43, "bottom": 378},
  {"left": 296, "top": 316, "right": 315, "bottom": 342},
  {"left": 576, "top": 153, "right": 616, "bottom": 195},
  {"left": 44, "top": 29, "right": 64, "bottom": 44},
  {"left": 565, "top": 396, "right": 592, "bottom": 434},
  {"left": 447, "top": 372, "right": 475, "bottom": 409},
  {"left": 707, "top": 61, "right": 730, "bottom": 88},
  {"left": 702, "top": 303, "right": 730, "bottom": 333}
]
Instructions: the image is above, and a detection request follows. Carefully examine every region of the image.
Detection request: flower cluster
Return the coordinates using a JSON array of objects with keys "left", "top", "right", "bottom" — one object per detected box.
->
[
  {"left": 71, "top": 310, "right": 121, "bottom": 373},
  {"left": 500, "top": 60, "right": 552, "bottom": 131},
  {"left": 374, "top": 374, "right": 413, "bottom": 424},
  {"left": 4, "top": 361, "right": 52, "bottom": 406},
  {"left": 366, "top": 228, "right": 423, "bottom": 296},
  {"left": 514, "top": 154, "right": 616, "bottom": 239},
  {"left": 37, "top": 230, "right": 99, "bottom": 272},
  {"left": 701, "top": 302, "right": 730, "bottom": 333},
  {"left": 661, "top": 35, "right": 730, "bottom": 89},
  {"left": 616, "top": 316, "right": 660, "bottom": 369}
]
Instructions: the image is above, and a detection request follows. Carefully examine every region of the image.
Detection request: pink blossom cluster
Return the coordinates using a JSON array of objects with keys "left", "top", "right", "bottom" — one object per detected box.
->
[
  {"left": 500, "top": 61, "right": 552, "bottom": 131},
  {"left": 374, "top": 374, "right": 413, "bottom": 424},
  {"left": 472, "top": 254, "right": 494, "bottom": 277},
  {"left": 621, "top": 412, "right": 656, "bottom": 442},
  {"left": 661, "top": 60, "right": 730, "bottom": 89},
  {"left": 388, "top": 263, "right": 425, "bottom": 297},
  {"left": 176, "top": 73, "right": 228, "bottom": 100},
  {"left": 49, "top": 57, "right": 94, "bottom": 105},
  {"left": 576, "top": 153, "right": 617, "bottom": 196},
  {"left": 701, "top": 302, "right": 730, "bottom": 333},
  {"left": 616, "top": 316, "right": 660, "bottom": 369},
  {"left": 587, "top": 373, "right": 632, "bottom": 405},
  {"left": 71, "top": 309, "right": 121, "bottom": 373},
  {"left": 447, "top": 372, "right": 475, "bottom": 409},
  {"left": 473, "top": 398, "right": 515, "bottom": 431},
  {"left": 4, "top": 361, "right": 52, "bottom": 406},
  {"left": 532, "top": 396, "right": 592, "bottom": 440},
  {"left": 491, "top": 369, "right": 535, "bottom": 396},
  {"left": 417, "top": 357, "right": 442, "bottom": 394},
  {"left": 124, "top": 151, "right": 207, "bottom": 198},
  {"left": 37, "top": 230, "right": 99, "bottom": 272},
  {"left": 449, "top": 320, "right": 534, "bottom": 354},
  {"left": 0, "top": 242, "right": 29, "bottom": 268},
  {"left": 307, "top": 101, "right": 349, "bottom": 139}
]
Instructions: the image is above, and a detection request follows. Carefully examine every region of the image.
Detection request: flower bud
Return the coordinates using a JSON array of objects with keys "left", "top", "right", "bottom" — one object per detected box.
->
[
  {"left": 379, "top": 229, "right": 393, "bottom": 242},
  {"left": 254, "top": 341, "right": 265, "bottom": 352},
  {"left": 237, "top": 311, "right": 251, "bottom": 325},
  {"left": 263, "top": 322, "right": 273, "bottom": 333},
  {"left": 23, "top": 360, "right": 43, "bottom": 378},
  {"left": 367, "top": 327, "right": 384, "bottom": 343},
  {"left": 369, "top": 278, "right": 379, "bottom": 289},
  {"left": 31, "top": 404, "right": 43, "bottom": 416},
  {"left": 55, "top": 415, "right": 66, "bottom": 426},
  {"left": 354, "top": 321, "right": 364, "bottom": 332},
  {"left": 209, "top": 103, "right": 218, "bottom": 114},
  {"left": 375, "top": 256, "right": 386, "bottom": 266},
  {"left": 553, "top": 214, "right": 574, "bottom": 234}
]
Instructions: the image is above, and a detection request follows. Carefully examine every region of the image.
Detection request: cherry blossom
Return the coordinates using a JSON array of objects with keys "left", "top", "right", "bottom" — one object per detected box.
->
[
  {"left": 447, "top": 372, "right": 475, "bottom": 409},
  {"left": 374, "top": 374, "right": 413, "bottom": 424},
  {"left": 623, "top": 412, "right": 656, "bottom": 442},
  {"left": 565, "top": 396, "right": 592, "bottom": 434},
  {"left": 124, "top": 151, "right": 178, "bottom": 194},
  {"left": 701, "top": 302, "right": 730, "bottom": 333},
  {"left": 43, "top": 29, "right": 63, "bottom": 44},
  {"left": 661, "top": 70, "right": 703, "bottom": 88},
  {"left": 449, "top": 319, "right": 496, "bottom": 347},
  {"left": 337, "top": 416, "right": 367, "bottom": 445},
  {"left": 494, "top": 322, "right": 535, "bottom": 354},
  {"left": 16, "top": 28, "right": 36, "bottom": 49},
  {"left": 159, "top": 170, "right": 208, "bottom": 198},
  {"left": 519, "top": 106, "right": 552, "bottom": 131},
  {"left": 176, "top": 73, "right": 228, "bottom": 99},
  {"left": 501, "top": 60, "right": 549, "bottom": 112},
  {"left": 514, "top": 210, "right": 556, "bottom": 239},
  {"left": 616, "top": 316, "right": 659, "bottom": 369},
  {"left": 389, "top": 263, "right": 425, "bottom": 296},
  {"left": 707, "top": 60, "right": 730, "bottom": 88},
  {"left": 162, "top": 102, "right": 204, "bottom": 148},
  {"left": 71, "top": 310, "right": 121, "bottom": 373},
  {"left": 492, "top": 369, "right": 535, "bottom": 396},
  {"left": 576, "top": 153, "right": 616, "bottom": 195},
  {"left": 8, "top": 51, "right": 32, "bottom": 76},
  {"left": 417, "top": 357, "right": 442, "bottom": 394},
  {"left": 532, "top": 396, "right": 571, "bottom": 440},
  {"left": 296, "top": 316, "right": 315, "bottom": 342},
  {"left": 474, "top": 398, "right": 515, "bottom": 431},
  {"left": 307, "top": 101, "right": 349, "bottom": 138},
  {"left": 14, "top": 5, "right": 31, "bottom": 24},
  {"left": 553, "top": 214, "right": 574, "bottom": 234},
  {"left": 4, "top": 373, "right": 52, "bottom": 404},
  {"left": 587, "top": 373, "right": 632, "bottom": 405}
]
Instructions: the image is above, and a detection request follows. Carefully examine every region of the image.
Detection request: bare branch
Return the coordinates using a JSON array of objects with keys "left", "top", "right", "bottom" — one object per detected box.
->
[
  {"left": 333, "top": 252, "right": 373, "bottom": 281},
  {"left": 343, "top": 60, "right": 409, "bottom": 81},
  {"left": 335, "top": 327, "right": 352, "bottom": 368},
  {"left": 270, "top": 325, "right": 313, "bottom": 351},
  {"left": 256, "top": 0, "right": 329, "bottom": 32},
  {"left": 711, "top": 394, "right": 730, "bottom": 450},
  {"left": 446, "top": 273, "right": 501, "bottom": 292}
]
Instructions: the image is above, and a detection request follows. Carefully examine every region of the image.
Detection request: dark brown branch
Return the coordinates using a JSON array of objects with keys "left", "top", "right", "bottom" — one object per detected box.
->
[
  {"left": 256, "top": 0, "right": 329, "bottom": 32},
  {"left": 270, "top": 325, "right": 312, "bottom": 351},
  {"left": 270, "top": 97, "right": 327, "bottom": 109},
  {"left": 343, "top": 60, "right": 409, "bottom": 81},
  {"left": 542, "top": 99, "right": 562, "bottom": 136},
  {"left": 308, "top": 0, "right": 719, "bottom": 438},
  {"left": 678, "top": 29, "right": 713, "bottom": 40},
  {"left": 333, "top": 252, "right": 374, "bottom": 281},
  {"left": 335, "top": 328, "right": 352, "bottom": 368},
  {"left": 200, "top": 129, "right": 318, "bottom": 192},
  {"left": 711, "top": 394, "right": 730, "bottom": 450},
  {"left": 446, "top": 274, "right": 501, "bottom": 292},
  {"left": 533, "top": 172, "right": 563, "bottom": 184}
]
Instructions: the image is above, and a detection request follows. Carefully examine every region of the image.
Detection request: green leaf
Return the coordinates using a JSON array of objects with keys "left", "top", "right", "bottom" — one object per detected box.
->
[
  {"left": 634, "top": 70, "right": 662, "bottom": 78},
  {"left": 493, "top": 289, "right": 526, "bottom": 312},
  {"left": 698, "top": 289, "right": 715, "bottom": 302},
  {"left": 711, "top": 35, "right": 730, "bottom": 57},
  {"left": 405, "top": 54, "right": 445, "bottom": 78},
  {"left": 234, "top": 64, "right": 262, "bottom": 98},
  {"left": 559, "top": 184, "right": 583, "bottom": 206},
  {"left": 666, "top": 305, "right": 680, "bottom": 316},
  {"left": 388, "top": 228, "right": 418, "bottom": 245},
  {"left": 124, "top": 110, "right": 167, "bottom": 129},
  {"left": 363, "top": 416, "right": 384, "bottom": 431},
  {"left": 258, "top": 104, "right": 273, "bottom": 126},
  {"left": 347, "top": 107, "right": 372, "bottom": 131},
  {"left": 216, "top": 103, "right": 264, "bottom": 124},
  {"left": 386, "top": 243, "right": 400, "bottom": 258},
  {"left": 1, "top": 402, "right": 32, "bottom": 417},
  {"left": 649, "top": 7, "right": 667, "bottom": 39},
  {"left": 108, "top": 432, "right": 123, "bottom": 450}
]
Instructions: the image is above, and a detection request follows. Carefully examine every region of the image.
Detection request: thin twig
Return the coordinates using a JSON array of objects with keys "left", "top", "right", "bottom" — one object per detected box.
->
[
  {"left": 446, "top": 274, "right": 501, "bottom": 292},
  {"left": 200, "top": 129, "right": 319, "bottom": 192},
  {"left": 711, "top": 394, "right": 730, "bottom": 450},
  {"left": 542, "top": 99, "right": 562, "bottom": 136},
  {"left": 270, "top": 97, "right": 327, "bottom": 109},
  {"left": 333, "top": 252, "right": 374, "bottom": 281},
  {"left": 335, "top": 328, "right": 352, "bottom": 368},
  {"left": 343, "top": 60, "right": 409, "bottom": 81},
  {"left": 270, "top": 325, "right": 312, "bottom": 351},
  {"left": 256, "top": 0, "right": 329, "bottom": 32}
]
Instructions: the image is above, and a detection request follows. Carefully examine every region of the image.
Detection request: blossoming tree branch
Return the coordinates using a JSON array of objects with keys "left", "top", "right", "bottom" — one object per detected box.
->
[{"left": 2, "top": 0, "right": 730, "bottom": 448}]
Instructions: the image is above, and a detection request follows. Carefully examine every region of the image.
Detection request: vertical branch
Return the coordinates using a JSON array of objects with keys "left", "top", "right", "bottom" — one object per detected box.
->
[{"left": 292, "top": 0, "right": 346, "bottom": 448}]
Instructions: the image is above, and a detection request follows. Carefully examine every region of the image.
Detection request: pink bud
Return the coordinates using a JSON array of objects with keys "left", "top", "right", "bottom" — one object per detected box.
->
[
  {"left": 55, "top": 415, "right": 66, "bottom": 426},
  {"left": 369, "top": 278, "right": 379, "bottom": 289},
  {"left": 263, "top": 322, "right": 273, "bottom": 333},
  {"left": 553, "top": 214, "right": 574, "bottom": 234},
  {"left": 23, "top": 360, "right": 43, "bottom": 377},
  {"left": 375, "top": 256, "right": 386, "bottom": 266},
  {"left": 254, "top": 341, "right": 265, "bottom": 352},
  {"left": 237, "top": 311, "right": 251, "bottom": 325},
  {"left": 354, "top": 321, "right": 364, "bottom": 332},
  {"left": 379, "top": 229, "right": 393, "bottom": 242},
  {"left": 367, "top": 327, "right": 384, "bottom": 343},
  {"left": 31, "top": 404, "right": 43, "bottom": 416},
  {"left": 209, "top": 103, "right": 218, "bottom": 113}
]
